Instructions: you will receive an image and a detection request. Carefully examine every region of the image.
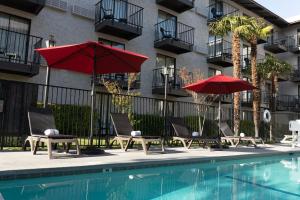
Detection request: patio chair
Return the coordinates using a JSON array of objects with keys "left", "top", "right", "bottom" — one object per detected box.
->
[
  {"left": 110, "top": 113, "right": 164, "bottom": 154},
  {"left": 169, "top": 117, "right": 219, "bottom": 149},
  {"left": 280, "top": 134, "right": 297, "bottom": 144},
  {"left": 26, "top": 108, "right": 80, "bottom": 159},
  {"left": 218, "top": 122, "right": 264, "bottom": 147}
]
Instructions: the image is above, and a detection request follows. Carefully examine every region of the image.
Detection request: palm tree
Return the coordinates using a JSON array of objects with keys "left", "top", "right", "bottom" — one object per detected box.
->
[
  {"left": 241, "top": 17, "right": 272, "bottom": 138},
  {"left": 209, "top": 15, "right": 251, "bottom": 135},
  {"left": 257, "top": 55, "right": 292, "bottom": 141}
]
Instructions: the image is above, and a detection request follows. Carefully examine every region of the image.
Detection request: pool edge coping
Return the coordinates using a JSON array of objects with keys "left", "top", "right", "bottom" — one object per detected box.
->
[{"left": 0, "top": 150, "right": 299, "bottom": 181}]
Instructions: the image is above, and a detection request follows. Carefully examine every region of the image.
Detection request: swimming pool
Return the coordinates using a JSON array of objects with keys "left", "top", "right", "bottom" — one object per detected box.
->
[{"left": 0, "top": 154, "right": 300, "bottom": 200}]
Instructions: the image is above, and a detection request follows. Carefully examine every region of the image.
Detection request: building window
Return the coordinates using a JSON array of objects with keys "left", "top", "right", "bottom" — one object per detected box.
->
[
  {"left": 242, "top": 77, "right": 252, "bottom": 103},
  {"left": 154, "top": 54, "right": 176, "bottom": 88},
  {"left": 156, "top": 54, "right": 176, "bottom": 76},
  {"left": 208, "top": 68, "right": 222, "bottom": 77},
  {"left": 98, "top": 38, "right": 125, "bottom": 50}
]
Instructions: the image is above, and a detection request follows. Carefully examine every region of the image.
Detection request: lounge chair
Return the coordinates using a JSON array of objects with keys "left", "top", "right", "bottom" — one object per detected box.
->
[
  {"left": 26, "top": 108, "right": 80, "bottom": 159},
  {"left": 280, "top": 134, "right": 297, "bottom": 144},
  {"left": 169, "top": 117, "right": 219, "bottom": 149},
  {"left": 110, "top": 113, "right": 164, "bottom": 154},
  {"left": 218, "top": 122, "right": 264, "bottom": 147}
]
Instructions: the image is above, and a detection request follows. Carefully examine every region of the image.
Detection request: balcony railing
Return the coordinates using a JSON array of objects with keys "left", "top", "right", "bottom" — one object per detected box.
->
[
  {"left": 264, "top": 36, "right": 294, "bottom": 53},
  {"left": 207, "top": 1, "right": 238, "bottom": 22},
  {"left": 95, "top": 0, "right": 143, "bottom": 40},
  {"left": 154, "top": 19, "right": 194, "bottom": 54},
  {"left": 152, "top": 68, "right": 189, "bottom": 97},
  {"left": 0, "top": 0, "right": 46, "bottom": 14},
  {"left": 241, "top": 54, "right": 265, "bottom": 73},
  {"left": 156, "top": 0, "right": 194, "bottom": 13},
  {"left": 207, "top": 39, "right": 232, "bottom": 67},
  {"left": 276, "top": 95, "right": 300, "bottom": 112},
  {"left": 0, "top": 28, "right": 42, "bottom": 76},
  {"left": 290, "top": 68, "right": 300, "bottom": 82},
  {"left": 96, "top": 73, "right": 140, "bottom": 90}
]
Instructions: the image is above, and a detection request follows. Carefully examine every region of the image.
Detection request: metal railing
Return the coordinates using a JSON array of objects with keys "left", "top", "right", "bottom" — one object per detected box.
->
[
  {"left": 0, "top": 28, "right": 42, "bottom": 66},
  {"left": 152, "top": 68, "right": 185, "bottom": 90},
  {"left": 265, "top": 36, "right": 294, "bottom": 49},
  {"left": 241, "top": 54, "right": 265, "bottom": 72},
  {"left": 154, "top": 19, "right": 194, "bottom": 46},
  {"left": 1, "top": 79, "right": 300, "bottom": 148},
  {"left": 207, "top": 39, "right": 232, "bottom": 59},
  {"left": 95, "top": 73, "right": 141, "bottom": 89},
  {"left": 291, "top": 68, "right": 300, "bottom": 82},
  {"left": 95, "top": 0, "right": 143, "bottom": 30},
  {"left": 207, "top": 1, "right": 238, "bottom": 22}
]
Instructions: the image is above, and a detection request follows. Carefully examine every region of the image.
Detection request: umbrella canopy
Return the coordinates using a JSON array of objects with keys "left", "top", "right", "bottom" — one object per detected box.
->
[
  {"left": 183, "top": 74, "right": 256, "bottom": 94},
  {"left": 35, "top": 41, "right": 148, "bottom": 74}
]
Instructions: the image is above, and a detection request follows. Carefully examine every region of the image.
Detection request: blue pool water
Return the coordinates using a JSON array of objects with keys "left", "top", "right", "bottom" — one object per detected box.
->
[{"left": 1, "top": 154, "right": 300, "bottom": 200}]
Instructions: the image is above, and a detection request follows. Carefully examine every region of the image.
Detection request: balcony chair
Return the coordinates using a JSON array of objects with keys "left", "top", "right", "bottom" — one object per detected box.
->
[
  {"left": 169, "top": 117, "right": 219, "bottom": 149},
  {"left": 110, "top": 113, "right": 164, "bottom": 154},
  {"left": 218, "top": 122, "right": 264, "bottom": 148},
  {"left": 210, "top": 7, "right": 223, "bottom": 19},
  {"left": 26, "top": 108, "right": 80, "bottom": 159},
  {"left": 102, "top": 8, "right": 114, "bottom": 20},
  {"left": 160, "top": 27, "right": 175, "bottom": 39}
]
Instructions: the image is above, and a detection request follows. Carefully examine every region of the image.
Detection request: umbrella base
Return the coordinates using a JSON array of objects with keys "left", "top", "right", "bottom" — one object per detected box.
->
[{"left": 81, "top": 146, "right": 105, "bottom": 155}]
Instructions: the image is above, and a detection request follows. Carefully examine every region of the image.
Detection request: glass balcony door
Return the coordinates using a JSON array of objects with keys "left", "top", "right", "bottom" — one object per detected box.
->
[
  {"left": 157, "top": 11, "right": 177, "bottom": 39},
  {"left": 0, "top": 12, "right": 30, "bottom": 64}
]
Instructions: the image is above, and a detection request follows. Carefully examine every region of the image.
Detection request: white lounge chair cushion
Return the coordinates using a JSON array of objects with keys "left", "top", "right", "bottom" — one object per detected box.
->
[
  {"left": 44, "top": 129, "right": 59, "bottom": 136},
  {"left": 131, "top": 131, "right": 141, "bottom": 136},
  {"left": 192, "top": 132, "right": 200, "bottom": 137}
]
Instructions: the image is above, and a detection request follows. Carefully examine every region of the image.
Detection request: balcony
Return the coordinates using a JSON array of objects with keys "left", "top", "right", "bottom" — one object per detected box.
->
[
  {"left": 152, "top": 68, "right": 189, "bottom": 97},
  {"left": 95, "top": 0, "right": 143, "bottom": 40},
  {"left": 276, "top": 95, "right": 300, "bottom": 112},
  {"left": 0, "top": 28, "right": 42, "bottom": 76},
  {"left": 290, "top": 69, "right": 300, "bottom": 82},
  {"left": 96, "top": 73, "right": 140, "bottom": 90},
  {"left": 207, "top": 39, "right": 232, "bottom": 67},
  {"left": 207, "top": 1, "right": 238, "bottom": 23},
  {"left": 289, "top": 36, "right": 300, "bottom": 54},
  {"left": 264, "top": 37, "right": 289, "bottom": 54},
  {"left": 156, "top": 0, "right": 194, "bottom": 13},
  {"left": 0, "top": 0, "right": 45, "bottom": 14},
  {"left": 154, "top": 20, "right": 194, "bottom": 54},
  {"left": 241, "top": 54, "right": 265, "bottom": 74}
]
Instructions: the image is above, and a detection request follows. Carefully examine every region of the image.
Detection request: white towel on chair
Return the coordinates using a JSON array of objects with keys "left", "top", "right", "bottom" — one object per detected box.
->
[
  {"left": 44, "top": 129, "right": 59, "bottom": 136},
  {"left": 131, "top": 131, "right": 141, "bottom": 136},
  {"left": 192, "top": 132, "right": 200, "bottom": 137}
]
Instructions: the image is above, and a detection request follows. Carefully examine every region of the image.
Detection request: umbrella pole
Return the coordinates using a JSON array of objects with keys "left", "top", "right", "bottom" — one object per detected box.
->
[
  {"left": 89, "top": 50, "right": 96, "bottom": 146},
  {"left": 219, "top": 96, "right": 221, "bottom": 145},
  {"left": 43, "top": 66, "right": 51, "bottom": 108}
]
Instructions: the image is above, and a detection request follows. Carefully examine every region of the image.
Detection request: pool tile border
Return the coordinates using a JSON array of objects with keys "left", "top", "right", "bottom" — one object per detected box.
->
[{"left": 0, "top": 151, "right": 299, "bottom": 181}]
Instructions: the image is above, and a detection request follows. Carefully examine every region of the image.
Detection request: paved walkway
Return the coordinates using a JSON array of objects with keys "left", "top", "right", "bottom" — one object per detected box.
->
[{"left": 0, "top": 144, "right": 300, "bottom": 177}]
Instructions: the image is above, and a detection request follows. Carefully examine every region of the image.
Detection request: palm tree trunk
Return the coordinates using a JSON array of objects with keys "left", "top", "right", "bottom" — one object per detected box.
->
[
  {"left": 232, "top": 32, "right": 241, "bottom": 136},
  {"left": 250, "top": 38, "right": 260, "bottom": 138},
  {"left": 269, "top": 74, "right": 278, "bottom": 141}
]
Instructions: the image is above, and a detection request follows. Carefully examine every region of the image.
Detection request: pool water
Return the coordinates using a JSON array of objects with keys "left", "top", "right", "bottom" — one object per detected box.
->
[{"left": 1, "top": 154, "right": 300, "bottom": 200}]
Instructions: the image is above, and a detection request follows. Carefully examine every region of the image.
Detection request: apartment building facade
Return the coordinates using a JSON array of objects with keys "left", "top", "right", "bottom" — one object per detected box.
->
[{"left": 0, "top": 0, "right": 299, "bottom": 112}]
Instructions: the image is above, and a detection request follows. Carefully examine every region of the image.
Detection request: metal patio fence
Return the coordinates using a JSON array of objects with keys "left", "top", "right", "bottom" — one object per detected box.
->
[{"left": 0, "top": 79, "right": 297, "bottom": 149}]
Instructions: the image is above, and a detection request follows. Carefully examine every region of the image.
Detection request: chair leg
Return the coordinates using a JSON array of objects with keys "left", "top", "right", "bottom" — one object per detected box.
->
[
  {"left": 75, "top": 140, "right": 80, "bottom": 155},
  {"left": 47, "top": 139, "right": 53, "bottom": 159},
  {"left": 179, "top": 138, "right": 188, "bottom": 149},
  {"left": 124, "top": 139, "right": 132, "bottom": 151},
  {"left": 33, "top": 140, "right": 39, "bottom": 155},
  {"left": 141, "top": 139, "right": 148, "bottom": 155},
  {"left": 147, "top": 142, "right": 151, "bottom": 150},
  {"left": 161, "top": 138, "right": 165, "bottom": 152},
  {"left": 187, "top": 139, "right": 193, "bottom": 149}
]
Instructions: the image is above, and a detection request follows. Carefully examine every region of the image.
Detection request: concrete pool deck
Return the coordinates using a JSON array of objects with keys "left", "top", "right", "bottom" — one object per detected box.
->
[{"left": 0, "top": 144, "right": 300, "bottom": 180}]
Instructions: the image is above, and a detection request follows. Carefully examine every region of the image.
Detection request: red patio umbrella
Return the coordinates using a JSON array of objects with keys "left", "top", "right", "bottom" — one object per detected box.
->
[
  {"left": 183, "top": 74, "right": 256, "bottom": 137},
  {"left": 36, "top": 41, "right": 148, "bottom": 143}
]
